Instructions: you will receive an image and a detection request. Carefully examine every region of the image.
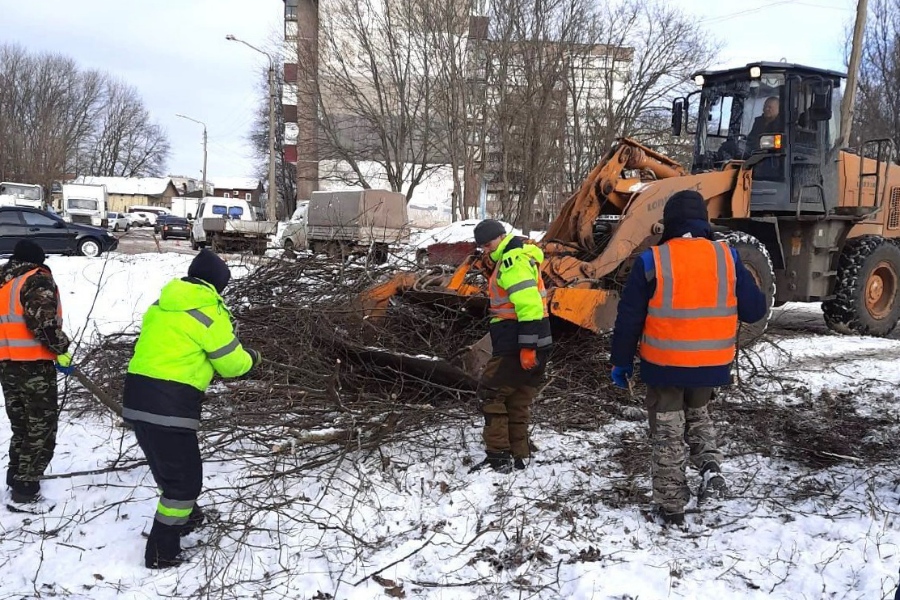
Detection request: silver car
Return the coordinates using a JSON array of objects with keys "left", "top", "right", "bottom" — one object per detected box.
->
[{"left": 106, "top": 212, "right": 131, "bottom": 232}]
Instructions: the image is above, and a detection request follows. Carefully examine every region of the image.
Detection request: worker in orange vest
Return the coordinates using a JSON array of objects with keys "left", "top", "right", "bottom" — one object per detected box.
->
[
  {"left": 0, "top": 240, "right": 72, "bottom": 508},
  {"left": 610, "top": 191, "right": 767, "bottom": 526}
]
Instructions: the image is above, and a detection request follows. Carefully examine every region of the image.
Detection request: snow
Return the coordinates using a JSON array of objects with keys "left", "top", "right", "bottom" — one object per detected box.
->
[
  {"left": 211, "top": 178, "right": 261, "bottom": 192},
  {"left": 1, "top": 255, "right": 900, "bottom": 598},
  {"left": 73, "top": 176, "right": 174, "bottom": 197}
]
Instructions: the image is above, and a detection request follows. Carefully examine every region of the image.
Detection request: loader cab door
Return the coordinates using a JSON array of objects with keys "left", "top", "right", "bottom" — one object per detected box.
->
[{"left": 789, "top": 77, "right": 838, "bottom": 210}]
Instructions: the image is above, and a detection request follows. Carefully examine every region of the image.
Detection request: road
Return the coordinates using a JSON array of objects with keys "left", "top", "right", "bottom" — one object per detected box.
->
[{"left": 113, "top": 226, "right": 197, "bottom": 256}]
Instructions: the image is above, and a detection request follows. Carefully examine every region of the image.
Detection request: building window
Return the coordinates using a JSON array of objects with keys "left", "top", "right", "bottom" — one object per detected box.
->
[
  {"left": 245, "top": 193, "right": 251, "bottom": 201},
  {"left": 224, "top": 192, "right": 230, "bottom": 199}
]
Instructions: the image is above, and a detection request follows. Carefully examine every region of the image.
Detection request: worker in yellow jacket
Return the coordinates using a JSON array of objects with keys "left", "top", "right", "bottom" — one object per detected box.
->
[
  {"left": 472, "top": 220, "right": 552, "bottom": 473},
  {"left": 123, "top": 249, "right": 260, "bottom": 569}
]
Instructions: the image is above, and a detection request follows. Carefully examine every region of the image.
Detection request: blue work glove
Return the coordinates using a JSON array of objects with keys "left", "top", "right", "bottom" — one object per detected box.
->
[
  {"left": 56, "top": 352, "right": 74, "bottom": 376},
  {"left": 611, "top": 364, "right": 634, "bottom": 389}
]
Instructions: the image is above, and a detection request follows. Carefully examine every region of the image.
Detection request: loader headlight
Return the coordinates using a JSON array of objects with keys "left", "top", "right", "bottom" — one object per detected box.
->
[
  {"left": 694, "top": 75, "right": 705, "bottom": 86},
  {"left": 749, "top": 66, "right": 761, "bottom": 78},
  {"left": 758, "top": 134, "right": 782, "bottom": 151}
]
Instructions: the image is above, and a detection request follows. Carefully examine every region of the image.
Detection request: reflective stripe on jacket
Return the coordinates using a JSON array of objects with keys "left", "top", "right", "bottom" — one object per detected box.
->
[
  {"left": 639, "top": 238, "right": 738, "bottom": 368},
  {"left": 123, "top": 277, "right": 254, "bottom": 430},
  {"left": 0, "top": 268, "right": 60, "bottom": 361},
  {"left": 486, "top": 234, "right": 552, "bottom": 353}
]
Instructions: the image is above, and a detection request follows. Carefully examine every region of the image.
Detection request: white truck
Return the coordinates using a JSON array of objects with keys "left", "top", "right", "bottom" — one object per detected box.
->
[
  {"left": 62, "top": 183, "right": 108, "bottom": 228},
  {"left": 191, "top": 197, "right": 276, "bottom": 255},
  {"left": 306, "top": 189, "right": 409, "bottom": 263},
  {"left": 0, "top": 182, "right": 44, "bottom": 209},
  {"left": 171, "top": 197, "right": 200, "bottom": 220}
]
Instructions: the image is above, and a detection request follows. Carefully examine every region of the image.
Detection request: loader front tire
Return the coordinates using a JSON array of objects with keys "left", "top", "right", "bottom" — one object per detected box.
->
[
  {"left": 823, "top": 235, "right": 900, "bottom": 337},
  {"left": 717, "top": 231, "right": 775, "bottom": 347}
]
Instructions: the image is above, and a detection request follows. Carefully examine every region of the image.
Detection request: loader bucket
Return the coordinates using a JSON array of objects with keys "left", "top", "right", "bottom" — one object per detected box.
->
[{"left": 547, "top": 287, "right": 620, "bottom": 333}]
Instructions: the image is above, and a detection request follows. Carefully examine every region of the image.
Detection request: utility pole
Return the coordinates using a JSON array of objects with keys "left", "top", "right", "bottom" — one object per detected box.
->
[
  {"left": 227, "top": 34, "right": 279, "bottom": 221},
  {"left": 267, "top": 63, "right": 277, "bottom": 221},
  {"left": 176, "top": 113, "right": 208, "bottom": 199},
  {"left": 840, "top": 0, "right": 869, "bottom": 148}
]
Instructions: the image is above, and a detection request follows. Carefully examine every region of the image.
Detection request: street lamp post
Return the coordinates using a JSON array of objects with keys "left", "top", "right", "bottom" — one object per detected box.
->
[
  {"left": 175, "top": 113, "right": 207, "bottom": 199},
  {"left": 226, "top": 34, "right": 278, "bottom": 221}
]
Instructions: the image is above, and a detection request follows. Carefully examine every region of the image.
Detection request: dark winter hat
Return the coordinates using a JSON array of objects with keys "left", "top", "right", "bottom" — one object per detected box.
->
[
  {"left": 473, "top": 219, "right": 506, "bottom": 246},
  {"left": 188, "top": 249, "right": 231, "bottom": 293},
  {"left": 12, "top": 240, "right": 45, "bottom": 265},
  {"left": 663, "top": 190, "right": 708, "bottom": 226}
]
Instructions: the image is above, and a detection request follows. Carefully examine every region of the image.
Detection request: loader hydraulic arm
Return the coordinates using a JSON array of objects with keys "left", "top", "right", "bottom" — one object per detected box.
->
[{"left": 542, "top": 139, "right": 686, "bottom": 254}]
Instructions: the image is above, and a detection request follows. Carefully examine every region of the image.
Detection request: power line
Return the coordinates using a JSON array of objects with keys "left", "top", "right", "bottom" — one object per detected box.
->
[{"left": 698, "top": 0, "right": 852, "bottom": 24}]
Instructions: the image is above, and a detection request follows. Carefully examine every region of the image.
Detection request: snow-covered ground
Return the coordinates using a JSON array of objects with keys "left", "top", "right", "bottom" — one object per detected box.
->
[{"left": 1, "top": 253, "right": 900, "bottom": 599}]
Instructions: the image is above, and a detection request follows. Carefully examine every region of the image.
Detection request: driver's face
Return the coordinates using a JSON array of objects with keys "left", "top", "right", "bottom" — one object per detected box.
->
[{"left": 763, "top": 99, "right": 779, "bottom": 120}]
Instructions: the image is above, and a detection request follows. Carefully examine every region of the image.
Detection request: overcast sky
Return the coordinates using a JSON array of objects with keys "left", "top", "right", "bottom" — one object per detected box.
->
[{"left": 1, "top": 0, "right": 854, "bottom": 184}]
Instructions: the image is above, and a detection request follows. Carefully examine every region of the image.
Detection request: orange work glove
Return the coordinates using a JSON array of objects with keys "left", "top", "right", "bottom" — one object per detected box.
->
[{"left": 519, "top": 348, "right": 538, "bottom": 370}]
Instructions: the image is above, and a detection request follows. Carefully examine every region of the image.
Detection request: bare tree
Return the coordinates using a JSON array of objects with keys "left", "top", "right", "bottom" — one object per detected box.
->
[
  {"left": 0, "top": 43, "right": 169, "bottom": 191},
  {"left": 0, "top": 45, "right": 103, "bottom": 190},
  {"left": 85, "top": 77, "right": 170, "bottom": 177},
  {"left": 853, "top": 0, "right": 900, "bottom": 151},
  {"left": 249, "top": 65, "right": 298, "bottom": 217},
  {"left": 564, "top": 0, "right": 717, "bottom": 189},
  {"left": 292, "top": 0, "right": 445, "bottom": 201}
]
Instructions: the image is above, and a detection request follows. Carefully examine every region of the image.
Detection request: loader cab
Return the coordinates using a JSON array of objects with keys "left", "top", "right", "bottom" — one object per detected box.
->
[{"left": 684, "top": 62, "right": 844, "bottom": 214}]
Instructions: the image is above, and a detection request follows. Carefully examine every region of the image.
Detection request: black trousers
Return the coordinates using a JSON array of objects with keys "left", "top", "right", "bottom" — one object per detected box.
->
[{"left": 133, "top": 422, "right": 202, "bottom": 561}]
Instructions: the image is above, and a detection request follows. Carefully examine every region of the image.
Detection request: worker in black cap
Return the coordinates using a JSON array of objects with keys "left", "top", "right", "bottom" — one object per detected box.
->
[
  {"left": 471, "top": 220, "right": 552, "bottom": 473},
  {"left": 122, "top": 249, "right": 261, "bottom": 569},
  {"left": 0, "top": 240, "right": 71, "bottom": 507}
]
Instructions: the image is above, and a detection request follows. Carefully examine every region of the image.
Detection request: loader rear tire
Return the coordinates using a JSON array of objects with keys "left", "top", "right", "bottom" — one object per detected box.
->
[
  {"left": 717, "top": 231, "right": 775, "bottom": 347},
  {"left": 823, "top": 235, "right": 900, "bottom": 337}
]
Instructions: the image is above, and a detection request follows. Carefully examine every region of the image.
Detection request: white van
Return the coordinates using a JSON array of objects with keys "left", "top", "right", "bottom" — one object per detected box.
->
[{"left": 190, "top": 197, "right": 255, "bottom": 249}]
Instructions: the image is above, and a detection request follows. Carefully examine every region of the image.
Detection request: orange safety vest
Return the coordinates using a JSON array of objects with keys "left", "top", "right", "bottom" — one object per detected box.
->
[
  {"left": 488, "top": 256, "right": 549, "bottom": 322},
  {"left": 639, "top": 238, "right": 738, "bottom": 368},
  {"left": 0, "top": 268, "right": 61, "bottom": 362}
]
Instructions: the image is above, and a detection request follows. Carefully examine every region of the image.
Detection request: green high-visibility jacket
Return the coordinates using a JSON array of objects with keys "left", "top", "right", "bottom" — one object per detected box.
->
[{"left": 128, "top": 278, "right": 253, "bottom": 390}]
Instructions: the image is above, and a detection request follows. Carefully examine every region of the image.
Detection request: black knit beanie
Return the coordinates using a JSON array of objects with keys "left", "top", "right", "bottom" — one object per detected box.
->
[
  {"left": 187, "top": 249, "right": 231, "bottom": 293},
  {"left": 12, "top": 240, "right": 45, "bottom": 265}
]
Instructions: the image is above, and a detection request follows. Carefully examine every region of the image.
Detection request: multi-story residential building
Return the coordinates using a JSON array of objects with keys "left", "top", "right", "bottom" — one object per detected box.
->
[{"left": 280, "top": 0, "right": 632, "bottom": 226}]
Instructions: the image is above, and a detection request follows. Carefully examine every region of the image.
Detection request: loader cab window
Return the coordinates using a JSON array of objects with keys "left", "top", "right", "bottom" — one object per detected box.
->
[{"left": 695, "top": 74, "right": 785, "bottom": 174}]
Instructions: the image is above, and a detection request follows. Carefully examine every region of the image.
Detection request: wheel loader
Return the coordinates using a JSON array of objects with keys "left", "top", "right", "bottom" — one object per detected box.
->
[{"left": 361, "top": 62, "right": 900, "bottom": 379}]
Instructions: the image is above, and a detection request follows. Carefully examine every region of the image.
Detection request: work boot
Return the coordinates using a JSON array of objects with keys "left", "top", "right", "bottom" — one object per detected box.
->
[
  {"left": 145, "top": 529, "right": 183, "bottom": 569},
  {"left": 9, "top": 480, "right": 40, "bottom": 504},
  {"left": 698, "top": 462, "right": 728, "bottom": 502},
  {"left": 658, "top": 507, "right": 685, "bottom": 527},
  {"left": 180, "top": 505, "right": 206, "bottom": 537},
  {"left": 485, "top": 450, "right": 513, "bottom": 473},
  {"left": 513, "top": 458, "right": 526, "bottom": 471}
]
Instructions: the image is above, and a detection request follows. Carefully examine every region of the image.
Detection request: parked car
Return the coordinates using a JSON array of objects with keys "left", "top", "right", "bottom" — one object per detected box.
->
[
  {"left": 153, "top": 213, "right": 178, "bottom": 234},
  {"left": 159, "top": 216, "right": 190, "bottom": 240},
  {"left": 0, "top": 207, "right": 118, "bottom": 258},
  {"left": 276, "top": 201, "right": 308, "bottom": 251},
  {"left": 127, "top": 209, "right": 156, "bottom": 226},
  {"left": 107, "top": 212, "right": 130, "bottom": 232}
]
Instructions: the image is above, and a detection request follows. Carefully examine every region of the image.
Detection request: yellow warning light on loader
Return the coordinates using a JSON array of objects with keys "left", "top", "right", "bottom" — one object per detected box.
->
[{"left": 759, "top": 134, "right": 782, "bottom": 150}]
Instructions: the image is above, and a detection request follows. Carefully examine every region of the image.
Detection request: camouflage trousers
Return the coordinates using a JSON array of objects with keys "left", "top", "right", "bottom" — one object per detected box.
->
[
  {"left": 478, "top": 355, "right": 545, "bottom": 458},
  {"left": 645, "top": 386, "right": 723, "bottom": 513},
  {"left": 0, "top": 361, "right": 58, "bottom": 484}
]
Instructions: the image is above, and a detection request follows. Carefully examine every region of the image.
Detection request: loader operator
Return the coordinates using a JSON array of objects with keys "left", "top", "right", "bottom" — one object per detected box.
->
[
  {"left": 609, "top": 191, "right": 766, "bottom": 526},
  {"left": 122, "top": 249, "right": 261, "bottom": 569},
  {"left": 0, "top": 240, "right": 72, "bottom": 508},
  {"left": 748, "top": 96, "right": 781, "bottom": 150},
  {"left": 471, "top": 219, "right": 552, "bottom": 473}
]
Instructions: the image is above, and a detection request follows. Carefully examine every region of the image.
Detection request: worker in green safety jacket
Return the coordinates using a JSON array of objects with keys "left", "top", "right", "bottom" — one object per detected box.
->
[
  {"left": 471, "top": 219, "right": 552, "bottom": 473},
  {"left": 122, "top": 249, "right": 261, "bottom": 569}
]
